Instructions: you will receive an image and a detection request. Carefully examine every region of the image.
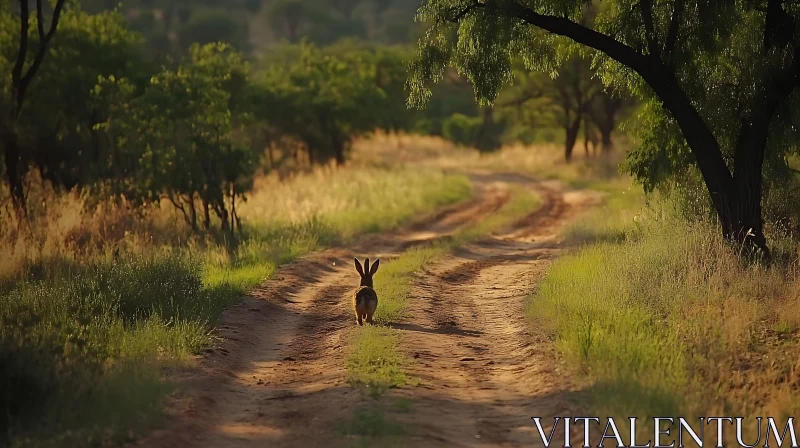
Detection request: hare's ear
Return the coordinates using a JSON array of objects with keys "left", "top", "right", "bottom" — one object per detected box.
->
[
  {"left": 369, "top": 259, "right": 380, "bottom": 275},
  {"left": 364, "top": 258, "right": 370, "bottom": 274},
  {"left": 354, "top": 258, "right": 364, "bottom": 276}
]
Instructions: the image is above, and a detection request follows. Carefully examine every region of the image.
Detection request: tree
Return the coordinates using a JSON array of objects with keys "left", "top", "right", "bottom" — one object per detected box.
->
[
  {"left": 1, "top": 0, "right": 67, "bottom": 217},
  {"left": 19, "top": 7, "right": 146, "bottom": 189},
  {"left": 258, "top": 41, "right": 386, "bottom": 166},
  {"left": 550, "top": 56, "right": 601, "bottom": 161},
  {"left": 586, "top": 88, "right": 632, "bottom": 154},
  {"left": 265, "top": 0, "right": 311, "bottom": 42},
  {"left": 493, "top": 63, "right": 550, "bottom": 145},
  {"left": 407, "top": 0, "right": 800, "bottom": 256},
  {"left": 178, "top": 8, "right": 249, "bottom": 52},
  {"left": 94, "top": 42, "right": 258, "bottom": 232}
]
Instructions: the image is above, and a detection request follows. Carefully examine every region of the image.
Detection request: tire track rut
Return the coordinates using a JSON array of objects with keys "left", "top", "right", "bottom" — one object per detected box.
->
[{"left": 385, "top": 179, "right": 603, "bottom": 447}]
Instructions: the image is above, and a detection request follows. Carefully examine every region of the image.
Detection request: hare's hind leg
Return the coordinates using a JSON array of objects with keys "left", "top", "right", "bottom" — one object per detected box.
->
[
  {"left": 355, "top": 308, "right": 363, "bottom": 326},
  {"left": 366, "top": 309, "right": 375, "bottom": 325},
  {"left": 365, "top": 301, "right": 377, "bottom": 325}
]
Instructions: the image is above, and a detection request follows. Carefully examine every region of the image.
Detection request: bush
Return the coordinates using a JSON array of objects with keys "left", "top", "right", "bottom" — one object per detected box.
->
[
  {"left": 442, "top": 113, "right": 482, "bottom": 146},
  {"left": 0, "top": 253, "right": 213, "bottom": 441}
]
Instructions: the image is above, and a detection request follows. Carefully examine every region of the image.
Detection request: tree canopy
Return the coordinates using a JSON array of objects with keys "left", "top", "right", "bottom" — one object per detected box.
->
[{"left": 408, "top": 0, "right": 800, "bottom": 255}]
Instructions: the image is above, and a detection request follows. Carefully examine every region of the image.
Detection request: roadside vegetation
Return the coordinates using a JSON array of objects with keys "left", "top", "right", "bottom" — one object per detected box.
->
[
  {"left": 527, "top": 164, "right": 800, "bottom": 439},
  {"left": 0, "top": 151, "right": 470, "bottom": 446}
]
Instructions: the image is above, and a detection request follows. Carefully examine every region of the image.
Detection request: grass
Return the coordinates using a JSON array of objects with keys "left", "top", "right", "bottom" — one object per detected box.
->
[
  {"left": 527, "top": 178, "right": 800, "bottom": 440},
  {"left": 357, "top": 133, "right": 625, "bottom": 190},
  {"left": 338, "top": 402, "right": 409, "bottom": 448},
  {"left": 0, "top": 158, "right": 471, "bottom": 446}
]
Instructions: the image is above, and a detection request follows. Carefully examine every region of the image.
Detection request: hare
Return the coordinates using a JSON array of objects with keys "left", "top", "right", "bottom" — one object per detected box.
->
[{"left": 353, "top": 257, "right": 380, "bottom": 326}]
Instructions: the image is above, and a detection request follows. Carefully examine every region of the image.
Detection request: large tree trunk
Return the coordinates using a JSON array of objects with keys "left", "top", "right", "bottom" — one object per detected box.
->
[
  {"left": 674, "top": 116, "right": 768, "bottom": 256},
  {"left": 188, "top": 194, "right": 198, "bottom": 231},
  {"left": 503, "top": 3, "right": 793, "bottom": 256},
  {"left": 564, "top": 116, "right": 581, "bottom": 162},
  {"left": 330, "top": 129, "right": 346, "bottom": 166},
  {"left": 202, "top": 199, "right": 211, "bottom": 230},
  {"left": 3, "top": 131, "right": 26, "bottom": 217},
  {"left": 474, "top": 107, "right": 495, "bottom": 151},
  {"left": 600, "top": 125, "right": 613, "bottom": 153}
]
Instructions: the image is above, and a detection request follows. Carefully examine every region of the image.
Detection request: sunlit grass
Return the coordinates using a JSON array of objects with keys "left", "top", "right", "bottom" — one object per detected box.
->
[
  {"left": 562, "top": 178, "right": 647, "bottom": 246},
  {"left": 354, "top": 133, "right": 626, "bottom": 189}
]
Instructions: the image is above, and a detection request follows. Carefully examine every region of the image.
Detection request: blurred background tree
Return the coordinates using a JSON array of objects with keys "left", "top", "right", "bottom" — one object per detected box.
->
[{"left": 0, "top": 0, "right": 637, "bottom": 226}]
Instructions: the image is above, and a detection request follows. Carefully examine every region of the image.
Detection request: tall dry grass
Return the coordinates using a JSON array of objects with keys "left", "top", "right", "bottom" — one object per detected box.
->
[{"left": 354, "top": 132, "right": 626, "bottom": 188}]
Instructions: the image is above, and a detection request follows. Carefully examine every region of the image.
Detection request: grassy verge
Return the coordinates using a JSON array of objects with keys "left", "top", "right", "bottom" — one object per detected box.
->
[
  {"left": 527, "top": 180, "right": 800, "bottom": 438},
  {"left": 0, "top": 167, "right": 471, "bottom": 447}
]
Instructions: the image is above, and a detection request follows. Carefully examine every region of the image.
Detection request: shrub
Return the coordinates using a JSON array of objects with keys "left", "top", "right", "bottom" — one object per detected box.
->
[{"left": 442, "top": 113, "right": 482, "bottom": 147}]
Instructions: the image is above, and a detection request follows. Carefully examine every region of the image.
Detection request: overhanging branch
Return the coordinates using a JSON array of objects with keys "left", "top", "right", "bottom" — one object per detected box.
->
[
  {"left": 36, "top": 0, "right": 45, "bottom": 40},
  {"left": 510, "top": 5, "right": 650, "bottom": 76},
  {"left": 488, "top": 1, "right": 735, "bottom": 193},
  {"left": 447, "top": 1, "right": 484, "bottom": 23}
]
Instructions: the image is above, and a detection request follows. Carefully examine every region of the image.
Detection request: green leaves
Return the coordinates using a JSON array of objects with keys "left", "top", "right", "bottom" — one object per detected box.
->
[
  {"left": 409, "top": 0, "right": 800, "bottom": 199},
  {"left": 257, "top": 41, "right": 389, "bottom": 164},
  {"left": 89, "top": 42, "right": 259, "bottom": 230}
]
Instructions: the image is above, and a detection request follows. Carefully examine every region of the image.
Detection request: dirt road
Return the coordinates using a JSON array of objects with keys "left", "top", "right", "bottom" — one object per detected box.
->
[{"left": 137, "top": 172, "right": 600, "bottom": 448}]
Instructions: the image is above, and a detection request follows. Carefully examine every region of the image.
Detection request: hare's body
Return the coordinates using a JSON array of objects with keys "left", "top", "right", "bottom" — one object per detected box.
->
[
  {"left": 353, "top": 286, "right": 378, "bottom": 325},
  {"left": 353, "top": 257, "right": 380, "bottom": 326}
]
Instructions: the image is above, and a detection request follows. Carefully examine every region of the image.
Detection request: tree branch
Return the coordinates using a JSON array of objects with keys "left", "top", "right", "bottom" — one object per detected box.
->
[
  {"left": 16, "top": 0, "right": 67, "bottom": 115},
  {"left": 11, "top": 0, "right": 31, "bottom": 109},
  {"left": 638, "top": 0, "right": 661, "bottom": 58},
  {"left": 663, "top": 0, "right": 684, "bottom": 66},
  {"left": 510, "top": 6, "right": 650, "bottom": 75},
  {"left": 764, "top": 0, "right": 794, "bottom": 52},
  {"left": 448, "top": 1, "right": 483, "bottom": 23},
  {"left": 36, "top": 0, "right": 45, "bottom": 41},
  {"left": 495, "top": 89, "right": 542, "bottom": 108}
]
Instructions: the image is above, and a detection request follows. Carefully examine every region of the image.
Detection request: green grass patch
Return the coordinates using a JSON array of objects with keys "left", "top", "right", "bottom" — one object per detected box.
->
[
  {"left": 338, "top": 403, "right": 408, "bottom": 448},
  {"left": 528, "top": 183, "right": 800, "bottom": 432},
  {"left": 0, "top": 170, "right": 471, "bottom": 446},
  {"left": 373, "top": 245, "right": 447, "bottom": 324},
  {"left": 346, "top": 326, "right": 410, "bottom": 395},
  {"left": 562, "top": 178, "right": 647, "bottom": 246}
]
